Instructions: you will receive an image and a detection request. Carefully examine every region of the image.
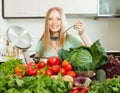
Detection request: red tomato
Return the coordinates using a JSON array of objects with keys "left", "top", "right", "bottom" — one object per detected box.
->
[
  {"left": 62, "top": 60, "right": 70, "bottom": 68},
  {"left": 15, "top": 72, "right": 23, "bottom": 78},
  {"left": 67, "top": 71, "right": 76, "bottom": 78},
  {"left": 47, "top": 56, "right": 60, "bottom": 66},
  {"left": 64, "top": 64, "right": 73, "bottom": 71},
  {"left": 45, "top": 70, "right": 53, "bottom": 76},
  {"left": 51, "top": 65, "right": 60, "bottom": 74},
  {"left": 81, "top": 87, "right": 90, "bottom": 93},
  {"left": 38, "top": 61, "right": 46, "bottom": 69},
  {"left": 26, "top": 62, "right": 38, "bottom": 76},
  {"left": 60, "top": 68, "right": 66, "bottom": 75}
]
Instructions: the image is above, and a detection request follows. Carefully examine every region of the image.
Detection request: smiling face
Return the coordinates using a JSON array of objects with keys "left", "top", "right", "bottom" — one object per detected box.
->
[{"left": 48, "top": 10, "right": 62, "bottom": 33}]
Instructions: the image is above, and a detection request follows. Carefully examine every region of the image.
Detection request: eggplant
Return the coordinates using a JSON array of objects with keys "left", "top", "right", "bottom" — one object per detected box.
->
[{"left": 73, "top": 76, "right": 92, "bottom": 87}]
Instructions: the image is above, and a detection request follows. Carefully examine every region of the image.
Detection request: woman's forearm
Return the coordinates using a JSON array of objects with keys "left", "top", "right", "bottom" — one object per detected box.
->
[{"left": 79, "top": 32, "right": 93, "bottom": 47}]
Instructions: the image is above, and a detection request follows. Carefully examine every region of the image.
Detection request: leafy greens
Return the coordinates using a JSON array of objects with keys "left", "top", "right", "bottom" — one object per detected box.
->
[{"left": 58, "top": 40, "right": 108, "bottom": 71}]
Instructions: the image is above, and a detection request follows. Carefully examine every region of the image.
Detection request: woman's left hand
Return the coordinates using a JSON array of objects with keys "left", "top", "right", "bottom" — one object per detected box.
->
[{"left": 74, "top": 20, "right": 85, "bottom": 35}]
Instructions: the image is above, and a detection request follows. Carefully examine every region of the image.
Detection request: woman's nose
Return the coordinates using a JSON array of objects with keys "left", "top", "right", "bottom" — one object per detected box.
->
[{"left": 52, "top": 19, "right": 57, "bottom": 24}]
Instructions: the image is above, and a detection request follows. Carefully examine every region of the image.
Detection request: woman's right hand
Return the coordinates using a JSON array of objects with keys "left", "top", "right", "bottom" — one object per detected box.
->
[{"left": 74, "top": 20, "right": 85, "bottom": 35}]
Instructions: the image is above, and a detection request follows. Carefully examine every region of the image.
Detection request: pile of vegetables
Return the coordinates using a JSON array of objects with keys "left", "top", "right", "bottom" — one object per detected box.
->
[
  {"left": 1, "top": 40, "right": 120, "bottom": 93},
  {"left": 58, "top": 40, "right": 108, "bottom": 71}
]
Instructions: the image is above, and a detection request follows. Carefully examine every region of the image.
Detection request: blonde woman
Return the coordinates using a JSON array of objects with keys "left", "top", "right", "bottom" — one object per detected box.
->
[{"left": 35, "top": 7, "right": 92, "bottom": 58}]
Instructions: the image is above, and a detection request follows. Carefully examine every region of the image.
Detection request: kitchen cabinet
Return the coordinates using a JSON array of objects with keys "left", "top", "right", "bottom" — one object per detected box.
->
[
  {"left": 39, "top": 0, "right": 97, "bottom": 17},
  {"left": 98, "top": 0, "right": 120, "bottom": 17},
  {"left": 2, "top": 0, "right": 41, "bottom": 18},
  {"left": 2, "top": 0, "right": 97, "bottom": 18}
]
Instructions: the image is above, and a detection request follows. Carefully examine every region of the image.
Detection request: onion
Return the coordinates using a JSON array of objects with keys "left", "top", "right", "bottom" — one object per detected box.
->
[{"left": 73, "top": 76, "right": 92, "bottom": 87}]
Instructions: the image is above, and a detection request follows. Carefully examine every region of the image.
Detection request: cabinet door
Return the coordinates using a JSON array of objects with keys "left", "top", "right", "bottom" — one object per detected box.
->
[
  {"left": 2, "top": 0, "right": 42, "bottom": 18},
  {"left": 98, "top": 0, "right": 120, "bottom": 16},
  {"left": 39, "top": 0, "right": 97, "bottom": 17}
]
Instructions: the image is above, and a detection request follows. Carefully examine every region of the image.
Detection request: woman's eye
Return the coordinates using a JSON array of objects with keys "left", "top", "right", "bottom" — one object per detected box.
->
[
  {"left": 48, "top": 18, "right": 52, "bottom": 20},
  {"left": 48, "top": 18, "right": 61, "bottom": 21},
  {"left": 57, "top": 18, "right": 61, "bottom": 20}
]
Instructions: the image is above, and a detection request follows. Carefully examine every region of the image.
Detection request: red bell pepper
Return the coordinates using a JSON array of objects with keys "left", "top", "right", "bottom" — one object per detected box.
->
[{"left": 26, "top": 62, "right": 38, "bottom": 76}]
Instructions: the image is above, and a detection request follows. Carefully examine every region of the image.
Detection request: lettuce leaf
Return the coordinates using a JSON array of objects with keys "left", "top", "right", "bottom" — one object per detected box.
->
[{"left": 90, "top": 40, "right": 108, "bottom": 68}]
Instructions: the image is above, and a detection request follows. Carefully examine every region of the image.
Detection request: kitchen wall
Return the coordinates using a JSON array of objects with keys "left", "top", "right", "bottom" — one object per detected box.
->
[{"left": 0, "top": 1, "right": 120, "bottom": 54}]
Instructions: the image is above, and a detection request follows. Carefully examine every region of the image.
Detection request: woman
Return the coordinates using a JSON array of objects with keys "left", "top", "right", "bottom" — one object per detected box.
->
[{"left": 35, "top": 7, "right": 92, "bottom": 58}]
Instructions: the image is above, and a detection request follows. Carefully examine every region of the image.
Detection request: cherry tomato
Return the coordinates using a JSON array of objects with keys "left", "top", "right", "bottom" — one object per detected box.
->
[
  {"left": 38, "top": 61, "right": 46, "bottom": 69},
  {"left": 67, "top": 71, "right": 76, "bottom": 78},
  {"left": 15, "top": 66, "right": 22, "bottom": 73},
  {"left": 15, "top": 64, "right": 26, "bottom": 73},
  {"left": 60, "top": 68, "right": 66, "bottom": 75},
  {"left": 74, "top": 90, "right": 79, "bottom": 93},
  {"left": 51, "top": 65, "right": 60, "bottom": 74},
  {"left": 64, "top": 64, "right": 73, "bottom": 71},
  {"left": 15, "top": 72, "right": 23, "bottom": 78},
  {"left": 45, "top": 70, "right": 53, "bottom": 76},
  {"left": 47, "top": 56, "right": 60, "bottom": 66},
  {"left": 62, "top": 60, "right": 70, "bottom": 68},
  {"left": 81, "top": 87, "right": 90, "bottom": 93}
]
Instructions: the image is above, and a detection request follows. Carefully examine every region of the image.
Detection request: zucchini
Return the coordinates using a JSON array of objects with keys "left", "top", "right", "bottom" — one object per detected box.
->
[{"left": 96, "top": 69, "right": 106, "bottom": 82}]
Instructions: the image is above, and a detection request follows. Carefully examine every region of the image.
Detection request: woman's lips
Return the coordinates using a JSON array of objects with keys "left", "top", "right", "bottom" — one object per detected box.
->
[{"left": 52, "top": 25, "right": 59, "bottom": 29}]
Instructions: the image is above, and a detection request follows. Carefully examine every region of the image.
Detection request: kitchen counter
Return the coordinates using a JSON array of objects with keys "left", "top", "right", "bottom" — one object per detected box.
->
[
  {"left": 0, "top": 50, "right": 35, "bottom": 64},
  {"left": 106, "top": 50, "right": 120, "bottom": 60}
]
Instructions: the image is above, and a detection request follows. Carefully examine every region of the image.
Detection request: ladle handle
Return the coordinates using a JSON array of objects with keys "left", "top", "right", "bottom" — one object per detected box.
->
[{"left": 62, "top": 24, "right": 75, "bottom": 35}]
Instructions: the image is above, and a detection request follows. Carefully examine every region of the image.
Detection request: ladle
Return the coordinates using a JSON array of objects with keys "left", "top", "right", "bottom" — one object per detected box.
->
[{"left": 50, "top": 24, "right": 75, "bottom": 41}]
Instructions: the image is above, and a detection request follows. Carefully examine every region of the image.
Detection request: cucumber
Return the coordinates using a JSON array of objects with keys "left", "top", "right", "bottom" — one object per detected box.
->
[{"left": 96, "top": 69, "right": 106, "bottom": 82}]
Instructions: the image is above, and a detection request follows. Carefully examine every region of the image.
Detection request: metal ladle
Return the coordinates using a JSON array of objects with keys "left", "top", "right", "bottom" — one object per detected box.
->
[{"left": 50, "top": 24, "right": 75, "bottom": 41}]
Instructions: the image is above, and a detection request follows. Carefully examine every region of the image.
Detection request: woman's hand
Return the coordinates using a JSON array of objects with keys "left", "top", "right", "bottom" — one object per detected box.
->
[
  {"left": 74, "top": 20, "right": 85, "bottom": 35},
  {"left": 74, "top": 20, "right": 92, "bottom": 47}
]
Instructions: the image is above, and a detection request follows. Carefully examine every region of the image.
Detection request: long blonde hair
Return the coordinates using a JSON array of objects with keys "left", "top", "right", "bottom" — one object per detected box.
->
[{"left": 40, "top": 7, "right": 67, "bottom": 57}]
